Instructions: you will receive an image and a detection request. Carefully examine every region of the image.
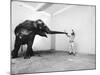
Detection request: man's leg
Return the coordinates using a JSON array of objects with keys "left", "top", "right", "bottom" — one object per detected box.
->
[
  {"left": 68, "top": 43, "right": 73, "bottom": 55},
  {"left": 72, "top": 42, "right": 77, "bottom": 56}
]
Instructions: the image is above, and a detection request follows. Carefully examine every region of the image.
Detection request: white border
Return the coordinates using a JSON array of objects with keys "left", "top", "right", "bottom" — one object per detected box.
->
[{"left": 0, "top": 0, "right": 99, "bottom": 75}]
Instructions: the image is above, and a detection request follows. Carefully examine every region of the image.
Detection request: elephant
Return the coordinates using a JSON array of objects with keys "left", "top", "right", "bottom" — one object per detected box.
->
[{"left": 12, "top": 19, "right": 68, "bottom": 59}]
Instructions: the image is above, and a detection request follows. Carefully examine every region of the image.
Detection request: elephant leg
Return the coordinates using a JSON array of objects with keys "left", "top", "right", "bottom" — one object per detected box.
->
[
  {"left": 12, "top": 37, "right": 21, "bottom": 58},
  {"left": 24, "top": 36, "right": 35, "bottom": 59}
]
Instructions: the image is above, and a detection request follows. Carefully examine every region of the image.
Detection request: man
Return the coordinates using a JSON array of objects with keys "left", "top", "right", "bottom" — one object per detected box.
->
[{"left": 66, "top": 29, "right": 77, "bottom": 55}]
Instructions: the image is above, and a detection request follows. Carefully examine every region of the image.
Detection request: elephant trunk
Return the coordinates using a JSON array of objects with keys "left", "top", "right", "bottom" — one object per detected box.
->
[{"left": 47, "top": 30, "right": 67, "bottom": 34}]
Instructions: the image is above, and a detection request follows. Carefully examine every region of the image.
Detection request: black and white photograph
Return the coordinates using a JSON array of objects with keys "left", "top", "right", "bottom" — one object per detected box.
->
[{"left": 11, "top": 0, "right": 96, "bottom": 74}]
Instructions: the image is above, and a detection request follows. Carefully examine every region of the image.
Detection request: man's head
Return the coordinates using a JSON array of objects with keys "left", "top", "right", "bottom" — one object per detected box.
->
[{"left": 71, "top": 29, "right": 75, "bottom": 36}]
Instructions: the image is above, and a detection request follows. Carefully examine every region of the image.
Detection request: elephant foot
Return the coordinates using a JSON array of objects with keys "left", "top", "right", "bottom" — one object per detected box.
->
[
  {"left": 12, "top": 55, "right": 18, "bottom": 59},
  {"left": 30, "top": 51, "right": 35, "bottom": 56},
  {"left": 24, "top": 55, "right": 31, "bottom": 59},
  {"left": 11, "top": 50, "right": 18, "bottom": 59},
  {"left": 24, "top": 50, "right": 35, "bottom": 59}
]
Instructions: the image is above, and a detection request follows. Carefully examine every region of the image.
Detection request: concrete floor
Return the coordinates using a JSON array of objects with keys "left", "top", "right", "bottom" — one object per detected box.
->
[{"left": 11, "top": 51, "right": 96, "bottom": 74}]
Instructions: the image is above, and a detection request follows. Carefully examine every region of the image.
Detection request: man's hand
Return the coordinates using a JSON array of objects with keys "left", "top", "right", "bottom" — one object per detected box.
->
[{"left": 64, "top": 30, "right": 69, "bottom": 37}]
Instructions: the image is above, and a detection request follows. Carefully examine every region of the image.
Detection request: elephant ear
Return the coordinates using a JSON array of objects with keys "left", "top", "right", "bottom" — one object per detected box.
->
[
  {"left": 36, "top": 19, "right": 44, "bottom": 25},
  {"left": 32, "top": 21, "right": 37, "bottom": 29},
  {"left": 36, "top": 19, "right": 45, "bottom": 29}
]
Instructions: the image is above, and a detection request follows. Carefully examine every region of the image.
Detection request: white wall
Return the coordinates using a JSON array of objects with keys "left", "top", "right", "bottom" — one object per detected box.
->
[
  {"left": 52, "top": 5, "right": 95, "bottom": 54},
  {"left": 11, "top": 1, "right": 51, "bottom": 51}
]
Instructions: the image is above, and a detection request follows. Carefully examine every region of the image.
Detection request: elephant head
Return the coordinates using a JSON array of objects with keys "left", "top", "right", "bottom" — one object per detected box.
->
[{"left": 35, "top": 19, "right": 50, "bottom": 38}]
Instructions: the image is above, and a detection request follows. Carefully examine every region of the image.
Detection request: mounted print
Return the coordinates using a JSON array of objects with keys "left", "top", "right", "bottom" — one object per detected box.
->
[{"left": 11, "top": 0, "right": 96, "bottom": 74}]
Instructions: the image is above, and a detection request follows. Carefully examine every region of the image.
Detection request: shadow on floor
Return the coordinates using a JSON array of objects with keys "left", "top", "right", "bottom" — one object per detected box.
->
[{"left": 18, "top": 49, "right": 70, "bottom": 57}]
